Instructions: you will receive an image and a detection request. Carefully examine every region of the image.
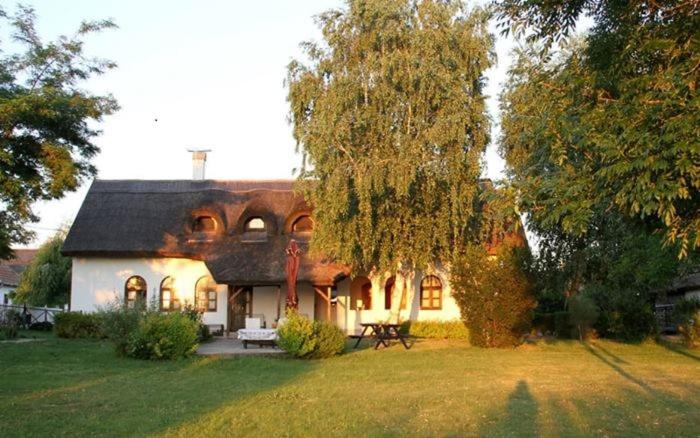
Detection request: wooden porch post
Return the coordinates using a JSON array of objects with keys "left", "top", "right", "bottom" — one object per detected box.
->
[
  {"left": 313, "top": 285, "right": 333, "bottom": 322},
  {"left": 276, "top": 285, "right": 281, "bottom": 321}
]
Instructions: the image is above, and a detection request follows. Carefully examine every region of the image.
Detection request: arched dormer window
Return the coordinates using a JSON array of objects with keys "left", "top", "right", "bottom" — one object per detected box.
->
[
  {"left": 160, "top": 277, "right": 180, "bottom": 312},
  {"left": 245, "top": 217, "right": 265, "bottom": 231},
  {"left": 420, "top": 275, "right": 442, "bottom": 310},
  {"left": 292, "top": 215, "right": 313, "bottom": 233},
  {"left": 125, "top": 276, "right": 147, "bottom": 308},
  {"left": 193, "top": 216, "right": 217, "bottom": 233}
]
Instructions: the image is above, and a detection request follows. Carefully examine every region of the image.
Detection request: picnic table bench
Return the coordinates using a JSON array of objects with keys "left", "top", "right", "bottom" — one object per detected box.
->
[{"left": 353, "top": 322, "right": 411, "bottom": 350}]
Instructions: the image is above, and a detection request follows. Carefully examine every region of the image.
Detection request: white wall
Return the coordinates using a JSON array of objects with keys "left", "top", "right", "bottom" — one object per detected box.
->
[
  {"left": 333, "top": 269, "right": 462, "bottom": 334},
  {"left": 71, "top": 257, "right": 227, "bottom": 326},
  {"left": 0, "top": 285, "right": 14, "bottom": 305}
]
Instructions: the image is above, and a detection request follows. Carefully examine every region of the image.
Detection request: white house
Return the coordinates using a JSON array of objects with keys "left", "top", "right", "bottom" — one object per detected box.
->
[
  {"left": 62, "top": 154, "right": 511, "bottom": 334},
  {"left": 0, "top": 249, "right": 37, "bottom": 305}
]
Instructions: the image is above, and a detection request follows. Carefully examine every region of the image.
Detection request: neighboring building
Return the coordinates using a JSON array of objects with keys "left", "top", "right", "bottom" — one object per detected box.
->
[
  {"left": 62, "top": 153, "right": 511, "bottom": 334},
  {"left": 0, "top": 249, "right": 38, "bottom": 305}
]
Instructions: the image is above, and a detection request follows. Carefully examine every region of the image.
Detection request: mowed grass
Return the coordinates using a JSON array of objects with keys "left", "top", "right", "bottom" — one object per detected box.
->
[{"left": 1, "top": 335, "right": 699, "bottom": 437}]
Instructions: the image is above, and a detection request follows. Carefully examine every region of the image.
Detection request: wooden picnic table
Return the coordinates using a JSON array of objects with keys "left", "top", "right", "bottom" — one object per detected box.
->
[{"left": 353, "top": 322, "right": 411, "bottom": 350}]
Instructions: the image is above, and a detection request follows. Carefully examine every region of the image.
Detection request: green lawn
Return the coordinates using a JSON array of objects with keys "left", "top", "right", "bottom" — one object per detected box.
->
[{"left": 1, "top": 335, "right": 699, "bottom": 437}]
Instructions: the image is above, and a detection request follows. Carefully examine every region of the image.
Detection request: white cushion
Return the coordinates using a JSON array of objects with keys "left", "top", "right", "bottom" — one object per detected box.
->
[{"left": 245, "top": 317, "right": 261, "bottom": 329}]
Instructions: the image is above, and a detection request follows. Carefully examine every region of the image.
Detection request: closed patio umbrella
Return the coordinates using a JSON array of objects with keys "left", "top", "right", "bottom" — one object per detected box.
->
[{"left": 285, "top": 239, "right": 301, "bottom": 310}]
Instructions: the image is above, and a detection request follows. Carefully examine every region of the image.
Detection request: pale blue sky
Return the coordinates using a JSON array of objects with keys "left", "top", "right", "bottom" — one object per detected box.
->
[{"left": 17, "top": 0, "right": 515, "bottom": 245}]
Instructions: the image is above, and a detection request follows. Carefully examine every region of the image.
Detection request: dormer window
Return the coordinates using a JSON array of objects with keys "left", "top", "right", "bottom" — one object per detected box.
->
[
  {"left": 193, "top": 216, "right": 217, "bottom": 233},
  {"left": 292, "top": 215, "right": 313, "bottom": 233},
  {"left": 245, "top": 217, "right": 265, "bottom": 231}
]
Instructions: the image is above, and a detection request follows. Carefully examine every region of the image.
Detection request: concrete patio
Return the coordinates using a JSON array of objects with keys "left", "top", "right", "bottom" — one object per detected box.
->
[{"left": 196, "top": 337, "right": 285, "bottom": 357}]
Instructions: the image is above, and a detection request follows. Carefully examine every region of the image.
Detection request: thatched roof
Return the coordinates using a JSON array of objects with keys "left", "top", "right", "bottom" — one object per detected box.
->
[{"left": 62, "top": 179, "right": 349, "bottom": 285}]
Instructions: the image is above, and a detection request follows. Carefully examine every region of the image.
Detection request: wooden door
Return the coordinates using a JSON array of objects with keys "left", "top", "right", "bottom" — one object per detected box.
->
[{"left": 228, "top": 287, "right": 252, "bottom": 331}]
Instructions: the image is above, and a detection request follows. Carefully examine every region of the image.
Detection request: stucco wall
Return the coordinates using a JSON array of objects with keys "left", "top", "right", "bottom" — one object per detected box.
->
[
  {"left": 0, "top": 285, "right": 14, "bottom": 305},
  {"left": 333, "top": 269, "right": 462, "bottom": 334},
  {"left": 71, "top": 257, "right": 227, "bottom": 326},
  {"left": 71, "top": 257, "right": 460, "bottom": 333}
]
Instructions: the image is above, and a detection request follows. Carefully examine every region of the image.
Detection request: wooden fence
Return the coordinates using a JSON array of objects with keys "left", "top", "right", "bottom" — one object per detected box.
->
[{"left": 0, "top": 303, "right": 64, "bottom": 325}]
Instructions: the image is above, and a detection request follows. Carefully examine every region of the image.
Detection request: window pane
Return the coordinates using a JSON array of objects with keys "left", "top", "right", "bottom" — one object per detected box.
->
[
  {"left": 162, "top": 299, "right": 170, "bottom": 309},
  {"left": 162, "top": 290, "right": 171, "bottom": 301},
  {"left": 208, "top": 301, "right": 216, "bottom": 310},
  {"left": 128, "top": 291, "right": 136, "bottom": 300},
  {"left": 246, "top": 217, "right": 265, "bottom": 230},
  {"left": 208, "top": 291, "right": 216, "bottom": 300}
]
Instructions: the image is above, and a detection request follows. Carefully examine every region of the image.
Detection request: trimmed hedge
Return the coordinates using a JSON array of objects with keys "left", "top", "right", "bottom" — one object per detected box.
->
[
  {"left": 54, "top": 312, "right": 104, "bottom": 339},
  {"left": 400, "top": 320, "right": 469, "bottom": 340}
]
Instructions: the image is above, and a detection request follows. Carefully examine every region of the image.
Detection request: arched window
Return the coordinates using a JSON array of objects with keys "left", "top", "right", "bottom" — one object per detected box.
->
[
  {"left": 160, "top": 277, "right": 180, "bottom": 311},
  {"left": 125, "top": 276, "right": 147, "bottom": 308},
  {"left": 195, "top": 276, "right": 218, "bottom": 312},
  {"left": 193, "top": 216, "right": 216, "bottom": 233},
  {"left": 292, "top": 215, "right": 313, "bottom": 233},
  {"left": 420, "top": 275, "right": 442, "bottom": 310},
  {"left": 245, "top": 217, "right": 265, "bottom": 231}
]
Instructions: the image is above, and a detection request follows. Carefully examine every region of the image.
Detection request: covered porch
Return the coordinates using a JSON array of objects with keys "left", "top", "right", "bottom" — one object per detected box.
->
[{"left": 224, "top": 282, "right": 335, "bottom": 334}]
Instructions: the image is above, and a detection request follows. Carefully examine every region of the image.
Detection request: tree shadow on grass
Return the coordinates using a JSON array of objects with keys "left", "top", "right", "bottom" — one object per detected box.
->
[
  {"left": 0, "top": 339, "right": 315, "bottom": 437},
  {"left": 656, "top": 339, "right": 700, "bottom": 363},
  {"left": 478, "top": 380, "right": 539, "bottom": 437}
]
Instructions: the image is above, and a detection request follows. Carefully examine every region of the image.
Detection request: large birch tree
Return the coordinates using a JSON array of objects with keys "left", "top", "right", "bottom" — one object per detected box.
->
[{"left": 287, "top": 0, "right": 494, "bottom": 274}]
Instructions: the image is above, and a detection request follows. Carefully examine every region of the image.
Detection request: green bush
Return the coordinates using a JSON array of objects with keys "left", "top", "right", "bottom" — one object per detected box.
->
[
  {"left": 400, "top": 320, "right": 469, "bottom": 340},
  {"left": 672, "top": 298, "right": 700, "bottom": 348},
  {"left": 568, "top": 294, "right": 599, "bottom": 340},
  {"left": 180, "top": 304, "right": 212, "bottom": 342},
  {"left": 0, "top": 309, "right": 21, "bottom": 340},
  {"left": 277, "top": 310, "right": 317, "bottom": 358},
  {"left": 28, "top": 321, "right": 53, "bottom": 331},
  {"left": 451, "top": 245, "right": 536, "bottom": 348},
  {"left": 99, "top": 301, "right": 145, "bottom": 356},
  {"left": 310, "top": 320, "right": 346, "bottom": 358},
  {"left": 126, "top": 312, "right": 199, "bottom": 360},
  {"left": 586, "top": 286, "right": 657, "bottom": 342},
  {"left": 553, "top": 311, "right": 571, "bottom": 338},
  {"left": 54, "top": 312, "right": 104, "bottom": 339}
]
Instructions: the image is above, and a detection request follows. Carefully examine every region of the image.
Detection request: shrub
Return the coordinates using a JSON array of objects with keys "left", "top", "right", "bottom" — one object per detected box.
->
[
  {"left": 277, "top": 310, "right": 317, "bottom": 358},
  {"left": 310, "top": 320, "right": 346, "bottom": 358},
  {"left": 553, "top": 311, "right": 571, "bottom": 338},
  {"left": 180, "top": 304, "right": 212, "bottom": 342},
  {"left": 99, "top": 301, "right": 145, "bottom": 356},
  {"left": 586, "top": 286, "right": 657, "bottom": 343},
  {"left": 54, "top": 312, "right": 104, "bottom": 339},
  {"left": 28, "top": 321, "right": 53, "bottom": 331},
  {"left": 400, "top": 320, "right": 469, "bottom": 340},
  {"left": 126, "top": 312, "right": 199, "bottom": 360},
  {"left": 451, "top": 245, "right": 536, "bottom": 348},
  {"left": 568, "top": 294, "right": 599, "bottom": 340},
  {"left": 672, "top": 298, "right": 700, "bottom": 348},
  {"left": 0, "top": 309, "right": 21, "bottom": 340}
]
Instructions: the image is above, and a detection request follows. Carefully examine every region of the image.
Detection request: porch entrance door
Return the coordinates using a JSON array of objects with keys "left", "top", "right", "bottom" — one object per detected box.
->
[{"left": 228, "top": 286, "right": 252, "bottom": 332}]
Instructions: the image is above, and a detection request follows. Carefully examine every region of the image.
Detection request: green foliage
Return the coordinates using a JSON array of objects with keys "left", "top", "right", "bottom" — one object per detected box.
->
[
  {"left": 552, "top": 311, "right": 571, "bottom": 339},
  {"left": 309, "top": 320, "right": 346, "bottom": 359},
  {"left": 0, "top": 309, "right": 21, "bottom": 340},
  {"left": 0, "top": 5, "right": 119, "bottom": 258},
  {"left": 287, "top": 0, "right": 494, "bottom": 273},
  {"left": 99, "top": 300, "right": 145, "bottom": 356},
  {"left": 672, "top": 298, "right": 700, "bottom": 348},
  {"left": 400, "top": 319, "right": 469, "bottom": 340},
  {"left": 498, "top": 1, "right": 700, "bottom": 256},
  {"left": 28, "top": 321, "right": 53, "bottom": 331},
  {"left": 568, "top": 294, "right": 599, "bottom": 340},
  {"left": 54, "top": 311, "right": 104, "bottom": 339},
  {"left": 451, "top": 244, "right": 536, "bottom": 347},
  {"left": 277, "top": 310, "right": 317, "bottom": 358},
  {"left": 586, "top": 286, "right": 657, "bottom": 343},
  {"left": 180, "top": 304, "right": 212, "bottom": 342},
  {"left": 126, "top": 312, "right": 199, "bottom": 360},
  {"left": 15, "top": 230, "right": 71, "bottom": 306}
]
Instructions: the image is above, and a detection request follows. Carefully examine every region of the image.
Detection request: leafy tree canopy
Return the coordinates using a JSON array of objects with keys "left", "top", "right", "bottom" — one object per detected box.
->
[
  {"left": 497, "top": 0, "right": 699, "bottom": 256},
  {"left": 15, "top": 229, "right": 71, "bottom": 307},
  {"left": 0, "top": 5, "right": 118, "bottom": 259},
  {"left": 287, "top": 0, "right": 494, "bottom": 273}
]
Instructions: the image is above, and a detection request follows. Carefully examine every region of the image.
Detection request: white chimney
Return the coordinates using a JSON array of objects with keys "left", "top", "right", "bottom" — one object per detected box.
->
[{"left": 187, "top": 149, "right": 211, "bottom": 180}]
